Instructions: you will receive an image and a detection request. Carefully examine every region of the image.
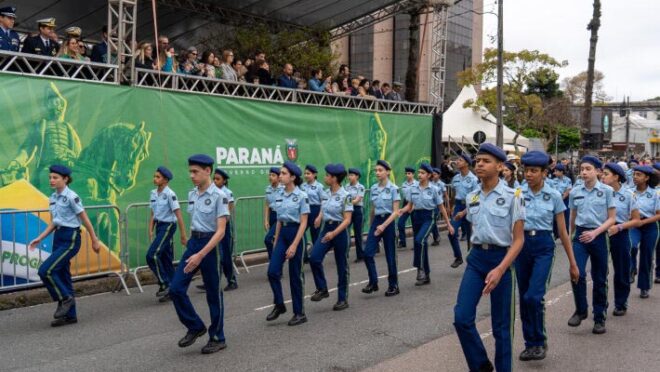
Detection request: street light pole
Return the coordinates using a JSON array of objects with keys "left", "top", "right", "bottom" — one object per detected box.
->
[{"left": 496, "top": 0, "right": 504, "bottom": 147}]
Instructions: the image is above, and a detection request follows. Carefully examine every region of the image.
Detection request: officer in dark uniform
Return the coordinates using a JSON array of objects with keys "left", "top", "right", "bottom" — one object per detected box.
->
[
  {"left": 0, "top": 6, "right": 20, "bottom": 52},
  {"left": 264, "top": 167, "right": 282, "bottom": 259},
  {"left": 345, "top": 168, "right": 365, "bottom": 262},
  {"left": 397, "top": 166, "right": 418, "bottom": 248},
  {"left": 22, "top": 18, "right": 59, "bottom": 57}
]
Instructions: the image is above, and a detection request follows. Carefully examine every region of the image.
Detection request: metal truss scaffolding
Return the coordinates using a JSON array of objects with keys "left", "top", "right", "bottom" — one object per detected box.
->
[
  {"left": 108, "top": 0, "right": 137, "bottom": 82},
  {"left": 429, "top": 2, "right": 451, "bottom": 110}
]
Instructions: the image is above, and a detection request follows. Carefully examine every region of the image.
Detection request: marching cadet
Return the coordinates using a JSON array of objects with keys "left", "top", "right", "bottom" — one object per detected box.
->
[
  {"left": 502, "top": 161, "right": 520, "bottom": 189},
  {"left": 309, "top": 164, "right": 353, "bottom": 311},
  {"left": 266, "top": 161, "right": 309, "bottom": 326},
  {"left": 168, "top": 154, "right": 229, "bottom": 354},
  {"left": 429, "top": 168, "right": 446, "bottom": 246},
  {"left": 214, "top": 168, "right": 238, "bottom": 290},
  {"left": 629, "top": 165, "right": 660, "bottom": 298},
  {"left": 397, "top": 166, "right": 418, "bottom": 248},
  {"left": 301, "top": 164, "right": 324, "bottom": 261},
  {"left": 567, "top": 156, "right": 615, "bottom": 335},
  {"left": 264, "top": 167, "right": 282, "bottom": 259},
  {"left": 362, "top": 160, "right": 401, "bottom": 297},
  {"left": 602, "top": 163, "right": 639, "bottom": 316},
  {"left": 453, "top": 144, "right": 525, "bottom": 372},
  {"left": 29, "top": 165, "right": 101, "bottom": 327},
  {"left": 0, "top": 6, "right": 20, "bottom": 52},
  {"left": 345, "top": 168, "right": 366, "bottom": 262},
  {"left": 517, "top": 151, "right": 578, "bottom": 362},
  {"left": 448, "top": 153, "right": 480, "bottom": 268},
  {"left": 552, "top": 163, "right": 572, "bottom": 237},
  {"left": 22, "top": 18, "right": 59, "bottom": 57},
  {"left": 147, "top": 166, "right": 187, "bottom": 303},
  {"left": 399, "top": 163, "right": 454, "bottom": 285}
]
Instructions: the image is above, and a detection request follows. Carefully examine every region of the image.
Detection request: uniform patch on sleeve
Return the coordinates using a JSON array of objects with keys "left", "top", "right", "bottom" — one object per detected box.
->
[
  {"left": 74, "top": 197, "right": 80, "bottom": 203},
  {"left": 172, "top": 195, "right": 177, "bottom": 201},
  {"left": 222, "top": 198, "right": 228, "bottom": 204}
]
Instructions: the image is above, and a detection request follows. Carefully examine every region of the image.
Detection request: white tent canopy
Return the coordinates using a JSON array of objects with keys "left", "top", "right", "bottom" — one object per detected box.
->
[{"left": 442, "top": 85, "right": 530, "bottom": 150}]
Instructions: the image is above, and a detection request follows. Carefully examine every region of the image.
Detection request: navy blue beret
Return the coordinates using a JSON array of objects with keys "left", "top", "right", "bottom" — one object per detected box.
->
[
  {"left": 477, "top": 143, "right": 507, "bottom": 162},
  {"left": 0, "top": 6, "right": 16, "bottom": 18},
  {"left": 405, "top": 166, "right": 415, "bottom": 173},
  {"left": 376, "top": 159, "right": 391, "bottom": 171},
  {"left": 633, "top": 165, "right": 655, "bottom": 176},
  {"left": 654, "top": 163, "right": 660, "bottom": 171},
  {"left": 348, "top": 167, "right": 361, "bottom": 176},
  {"left": 554, "top": 163, "right": 566, "bottom": 172},
  {"left": 432, "top": 167, "right": 441, "bottom": 174},
  {"left": 459, "top": 152, "right": 472, "bottom": 164},
  {"left": 521, "top": 151, "right": 549, "bottom": 167},
  {"left": 604, "top": 163, "right": 626, "bottom": 181},
  {"left": 188, "top": 154, "right": 214, "bottom": 167},
  {"left": 49, "top": 164, "right": 71, "bottom": 177},
  {"left": 214, "top": 167, "right": 229, "bottom": 179},
  {"left": 419, "top": 163, "right": 433, "bottom": 174},
  {"left": 156, "top": 166, "right": 173, "bottom": 180},
  {"left": 503, "top": 161, "right": 516, "bottom": 171},
  {"left": 580, "top": 155, "right": 602, "bottom": 169},
  {"left": 325, "top": 163, "right": 346, "bottom": 176},
  {"left": 305, "top": 164, "right": 318, "bottom": 174},
  {"left": 269, "top": 167, "right": 280, "bottom": 175},
  {"left": 283, "top": 161, "right": 302, "bottom": 177}
]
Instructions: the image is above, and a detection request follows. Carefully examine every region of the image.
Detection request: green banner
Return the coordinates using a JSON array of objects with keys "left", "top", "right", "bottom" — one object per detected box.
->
[{"left": 0, "top": 74, "right": 432, "bottom": 270}]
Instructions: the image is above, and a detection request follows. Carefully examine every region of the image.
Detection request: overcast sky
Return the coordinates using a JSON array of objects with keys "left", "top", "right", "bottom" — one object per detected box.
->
[{"left": 481, "top": 0, "right": 659, "bottom": 101}]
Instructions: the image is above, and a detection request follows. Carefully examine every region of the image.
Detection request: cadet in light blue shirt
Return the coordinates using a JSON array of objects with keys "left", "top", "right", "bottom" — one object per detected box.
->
[
  {"left": 345, "top": 168, "right": 366, "bottom": 261},
  {"left": 309, "top": 164, "right": 354, "bottom": 310},
  {"left": 552, "top": 163, "right": 572, "bottom": 237},
  {"left": 301, "top": 164, "right": 324, "bottom": 259},
  {"left": 264, "top": 167, "right": 283, "bottom": 258},
  {"left": 31, "top": 165, "right": 101, "bottom": 327},
  {"left": 429, "top": 168, "right": 447, "bottom": 245},
  {"left": 397, "top": 167, "right": 418, "bottom": 248},
  {"left": 567, "top": 156, "right": 615, "bottom": 335},
  {"left": 448, "top": 153, "right": 479, "bottom": 268}
]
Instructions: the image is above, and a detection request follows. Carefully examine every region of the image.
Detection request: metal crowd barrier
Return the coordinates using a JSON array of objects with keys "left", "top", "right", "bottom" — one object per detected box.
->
[
  {"left": 0, "top": 205, "right": 129, "bottom": 294},
  {"left": 233, "top": 196, "right": 268, "bottom": 273}
]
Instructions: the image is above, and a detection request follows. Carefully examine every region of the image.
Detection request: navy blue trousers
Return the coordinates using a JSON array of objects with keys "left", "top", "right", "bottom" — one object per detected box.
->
[
  {"left": 220, "top": 221, "right": 237, "bottom": 286},
  {"left": 412, "top": 210, "right": 434, "bottom": 274},
  {"left": 310, "top": 223, "right": 350, "bottom": 302},
  {"left": 364, "top": 215, "right": 398, "bottom": 289},
  {"left": 571, "top": 227, "right": 608, "bottom": 322},
  {"left": 351, "top": 206, "right": 364, "bottom": 259},
  {"left": 448, "top": 200, "right": 470, "bottom": 259},
  {"left": 397, "top": 205, "right": 410, "bottom": 246},
  {"left": 268, "top": 224, "right": 305, "bottom": 315},
  {"left": 170, "top": 236, "right": 225, "bottom": 342},
  {"left": 304, "top": 205, "right": 322, "bottom": 260},
  {"left": 146, "top": 221, "right": 176, "bottom": 288},
  {"left": 515, "top": 231, "right": 554, "bottom": 348},
  {"left": 38, "top": 227, "right": 81, "bottom": 319},
  {"left": 264, "top": 211, "right": 277, "bottom": 259},
  {"left": 454, "top": 246, "right": 514, "bottom": 372},
  {"left": 631, "top": 227, "right": 640, "bottom": 274},
  {"left": 609, "top": 230, "right": 631, "bottom": 310},
  {"left": 430, "top": 207, "right": 440, "bottom": 242},
  {"left": 636, "top": 222, "right": 658, "bottom": 291}
]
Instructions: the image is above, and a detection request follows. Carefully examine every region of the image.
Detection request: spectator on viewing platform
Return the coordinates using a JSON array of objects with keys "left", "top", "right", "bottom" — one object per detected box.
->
[
  {"left": 134, "top": 42, "right": 155, "bottom": 70},
  {"left": 231, "top": 58, "right": 245, "bottom": 81},
  {"left": 256, "top": 60, "right": 274, "bottom": 85},
  {"left": 0, "top": 6, "right": 20, "bottom": 52},
  {"left": 90, "top": 26, "right": 108, "bottom": 63},
  {"left": 212, "top": 56, "right": 223, "bottom": 79},
  {"left": 308, "top": 68, "right": 331, "bottom": 92},
  {"left": 277, "top": 63, "right": 297, "bottom": 89},
  {"left": 58, "top": 37, "right": 88, "bottom": 61},
  {"left": 381, "top": 82, "right": 392, "bottom": 98},
  {"left": 349, "top": 78, "right": 360, "bottom": 96},
  {"left": 336, "top": 64, "right": 350, "bottom": 84},
  {"left": 358, "top": 84, "right": 375, "bottom": 100},
  {"left": 359, "top": 79, "right": 372, "bottom": 95},
  {"left": 246, "top": 50, "right": 265, "bottom": 82},
  {"left": 220, "top": 50, "right": 237, "bottom": 81},
  {"left": 78, "top": 40, "right": 88, "bottom": 59},
  {"left": 22, "top": 18, "right": 59, "bottom": 57},
  {"left": 371, "top": 80, "right": 383, "bottom": 99},
  {"left": 337, "top": 77, "right": 350, "bottom": 94},
  {"left": 153, "top": 35, "right": 168, "bottom": 60},
  {"left": 386, "top": 82, "right": 404, "bottom": 101},
  {"left": 199, "top": 50, "right": 216, "bottom": 79},
  {"left": 178, "top": 47, "right": 201, "bottom": 75},
  {"left": 156, "top": 46, "right": 176, "bottom": 73}
]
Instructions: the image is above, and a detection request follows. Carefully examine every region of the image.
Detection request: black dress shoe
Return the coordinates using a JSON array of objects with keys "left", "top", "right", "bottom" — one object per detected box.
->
[
  {"left": 477, "top": 360, "right": 494, "bottom": 372},
  {"left": 459, "top": 236, "right": 467, "bottom": 242},
  {"left": 196, "top": 284, "right": 206, "bottom": 291},
  {"left": 613, "top": 308, "right": 627, "bottom": 316},
  {"left": 567, "top": 312, "right": 588, "bottom": 327},
  {"left": 332, "top": 301, "right": 349, "bottom": 311},
  {"left": 287, "top": 314, "right": 307, "bottom": 326},
  {"left": 310, "top": 289, "right": 329, "bottom": 302},
  {"left": 450, "top": 257, "right": 464, "bottom": 268},
  {"left": 53, "top": 301, "right": 62, "bottom": 319},
  {"left": 415, "top": 277, "right": 431, "bottom": 286},
  {"left": 361, "top": 284, "right": 379, "bottom": 294},
  {"left": 54, "top": 297, "right": 75, "bottom": 319},
  {"left": 397, "top": 241, "right": 406, "bottom": 248},
  {"left": 531, "top": 346, "right": 546, "bottom": 360},
  {"left": 266, "top": 304, "right": 287, "bottom": 321},
  {"left": 640, "top": 290, "right": 649, "bottom": 299},
  {"left": 158, "top": 293, "right": 171, "bottom": 303},
  {"left": 353, "top": 258, "right": 363, "bottom": 263},
  {"left": 431, "top": 240, "right": 439, "bottom": 246},
  {"left": 385, "top": 287, "right": 400, "bottom": 297},
  {"left": 156, "top": 286, "right": 169, "bottom": 297},
  {"left": 51, "top": 317, "right": 77, "bottom": 327},
  {"left": 415, "top": 269, "right": 424, "bottom": 281},
  {"left": 519, "top": 347, "right": 535, "bottom": 361},
  {"left": 201, "top": 340, "right": 227, "bottom": 354},
  {"left": 656, "top": 277, "right": 660, "bottom": 284},
  {"left": 224, "top": 282, "right": 238, "bottom": 291},
  {"left": 592, "top": 322, "right": 606, "bottom": 334},
  {"left": 630, "top": 268, "right": 637, "bottom": 284},
  {"left": 178, "top": 328, "right": 207, "bottom": 347}
]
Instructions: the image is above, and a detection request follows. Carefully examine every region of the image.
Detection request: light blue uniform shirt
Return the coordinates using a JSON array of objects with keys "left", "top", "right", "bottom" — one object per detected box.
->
[
  {"left": 545, "top": 177, "right": 556, "bottom": 189},
  {"left": 49, "top": 186, "right": 84, "bottom": 228},
  {"left": 632, "top": 187, "right": 660, "bottom": 218},
  {"left": 150, "top": 186, "right": 180, "bottom": 223},
  {"left": 613, "top": 187, "right": 638, "bottom": 224},
  {"left": 400, "top": 179, "right": 419, "bottom": 202},
  {"left": 501, "top": 178, "right": 520, "bottom": 189},
  {"left": 322, "top": 187, "right": 353, "bottom": 222},
  {"left": 574, "top": 178, "right": 584, "bottom": 188},
  {"left": 521, "top": 182, "right": 565, "bottom": 231},
  {"left": 301, "top": 180, "right": 324, "bottom": 206},
  {"left": 553, "top": 176, "right": 572, "bottom": 197},
  {"left": 432, "top": 180, "right": 447, "bottom": 195},
  {"left": 265, "top": 184, "right": 283, "bottom": 209},
  {"left": 275, "top": 186, "right": 310, "bottom": 223},
  {"left": 625, "top": 169, "right": 634, "bottom": 188},
  {"left": 344, "top": 182, "right": 365, "bottom": 207},
  {"left": 187, "top": 184, "right": 230, "bottom": 233},
  {"left": 451, "top": 171, "right": 479, "bottom": 201},
  {"left": 407, "top": 183, "right": 443, "bottom": 211},
  {"left": 466, "top": 179, "right": 525, "bottom": 247},
  {"left": 220, "top": 185, "right": 234, "bottom": 203},
  {"left": 370, "top": 180, "right": 400, "bottom": 215},
  {"left": 569, "top": 181, "right": 615, "bottom": 229}
]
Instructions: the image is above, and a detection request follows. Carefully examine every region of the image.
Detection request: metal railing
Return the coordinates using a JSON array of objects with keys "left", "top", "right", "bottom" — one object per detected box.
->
[
  {"left": 0, "top": 50, "right": 118, "bottom": 84},
  {"left": 0, "top": 205, "right": 129, "bottom": 294}
]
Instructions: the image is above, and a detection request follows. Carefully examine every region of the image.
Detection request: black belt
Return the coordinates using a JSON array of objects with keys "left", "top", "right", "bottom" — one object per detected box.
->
[
  {"left": 375, "top": 213, "right": 390, "bottom": 219},
  {"left": 524, "top": 230, "right": 551, "bottom": 237},
  {"left": 354, "top": 205, "right": 363, "bottom": 210},
  {"left": 281, "top": 221, "right": 300, "bottom": 227},
  {"left": 325, "top": 220, "right": 341, "bottom": 225},
  {"left": 473, "top": 244, "right": 507, "bottom": 250},
  {"left": 191, "top": 231, "right": 214, "bottom": 239},
  {"left": 154, "top": 220, "right": 175, "bottom": 225},
  {"left": 455, "top": 199, "right": 465, "bottom": 205},
  {"left": 55, "top": 226, "right": 80, "bottom": 232}
]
